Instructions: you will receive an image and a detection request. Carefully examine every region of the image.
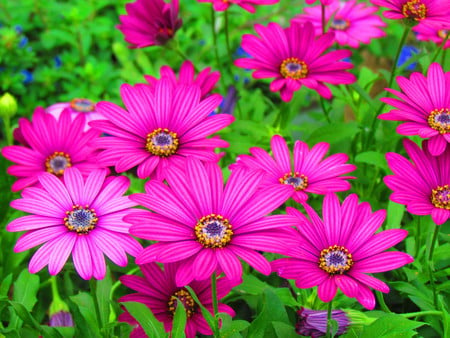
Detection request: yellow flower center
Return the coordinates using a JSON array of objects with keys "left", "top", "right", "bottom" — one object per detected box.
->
[
  {"left": 195, "top": 214, "right": 233, "bottom": 248},
  {"left": 428, "top": 108, "right": 450, "bottom": 134},
  {"left": 64, "top": 205, "right": 98, "bottom": 234},
  {"left": 167, "top": 289, "right": 196, "bottom": 318},
  {"left": 45, "top": 151, "right": 72, "bottom": 176},
  {"left": 70, "top": 98, "right": 95, "bottom": 113},
  {"left": 280, "top": 57, "right": 308, "bottom": 80},
  {"left": 279, "top": 172, "right": 308, "bottom": 191},
  {"left": 431, "top": 185, "right": 450, "bottom": 210},
  {"left": 331, "top": 18, "right": 350, "bottom": 30},
  {"left": 402, "top": 0, "right": 427, "bottom": 21},
  {"left": 319, "top": 245, "right": 354, "bottom": 275},
  {"left": 145, "top": 128, "right": 179, "bottom": 157}
]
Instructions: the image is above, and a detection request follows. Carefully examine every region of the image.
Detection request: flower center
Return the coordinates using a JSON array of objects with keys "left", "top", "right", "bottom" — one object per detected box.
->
[
  {"left": 428, "top": 108, "right": 450, "bottom": 134},
  {"left": 279, "top": 172, "right": 308, "bottom": 191},
  {"left": 70, "top": 98, "right": 95, "bottom": 113},
  {"left": 280, "top": 57, "right": 308, "bottom": 80},
  {"left": 167, "top": 289, "right": 196, "bottom": 318},
  {"left": 145, "top": 128, "right": 179, "bottom": 157},
  {"left": 158, "top": 27, "right": 174, "bottom": 37},
  {"left": 431, "top": 185, "right": 450, "bottom": 210},
  {"left": 402, "top": 0, "right": 427, "bottom": 20},
  {"left": 319, "top": 245, "right": 354, "bottom": 275},
  {"left": 438, "top": 30, "right": 449, "bottom": 39},
  {"left": 195, "top": 214, "right": 233, "bottom": 248},
  {"left": 64, "top": 205, "right": 97, "bottom": 234},
  {"left": 331, "top": 18, "right": 350, "bottom": 30},
  {"left": 45, "top": 151, "right": 72, "bottom": 176}
]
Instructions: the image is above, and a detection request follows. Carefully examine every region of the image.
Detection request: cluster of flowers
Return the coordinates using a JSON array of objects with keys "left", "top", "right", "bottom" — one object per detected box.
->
[{"left": 3, "top": 0, "right": 449, "bottom": 336}]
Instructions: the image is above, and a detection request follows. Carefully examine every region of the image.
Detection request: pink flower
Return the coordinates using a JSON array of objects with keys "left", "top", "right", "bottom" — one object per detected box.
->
[
  {"left": 235, "top": 21, "right": 356, "bottom": 102},
  {"left": 7, "top": 168, "right": 143, "bottom": 279},
  {"left": 46, "top": 99, "right": 106, "bottom": 131},
  {"left": 271, "top": 193, "right": 413, "bottom": 310},
  {"left": 371, "top": 0, "right": 450, "bottom": 28},
  {"left": 231, "top": 135, "right": 356, "bottom": 204},
  {"left": 117, "top": 0, "right": 182, "bottom": 48},
  {"left": 385, "top": 139, "right": 450, "bottom": 225},
  {"left": 119, "top": 262, "right": 235, "bottom": 337},
  {"left": 2, "top": 108, "right": 103, "bottom": 192},
  {"left": 90, "top": 80, "right": 233, "bottom": 180},
  {"left": 144, "top": 60, "right": 220, "bottom": 99},
  {"left": 127, "top": 159, "right": 300, "bottom": 286},
  {"left": 414, "top": 26, "right": 450, "bottom": 49},
  {"left": 197, "top": 0, "right": 279, "bottom": 13},
  {"left": 294, "top": 0, "right": 386, "bottom": 48},
  {"left": 379, "top": 62, "right": 450, "bottom": 156}
]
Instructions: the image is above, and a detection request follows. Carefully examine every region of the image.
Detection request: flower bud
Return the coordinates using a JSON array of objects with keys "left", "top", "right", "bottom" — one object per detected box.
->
[{"left": 0, "top": 93, "right": 18, "bottom": 118}]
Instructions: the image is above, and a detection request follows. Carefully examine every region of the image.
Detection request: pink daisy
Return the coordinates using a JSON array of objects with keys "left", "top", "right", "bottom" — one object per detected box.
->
[
  {"left": 90, "top": 79, "right": 233, "bottom": 180},
  {"left": 272, "top": 193, "right": 413, "bottom": 310},
  {"left": 7, "top": 167, "right": 143, "bottom": 279},
  {"left": 230, "top": 135, "right": 356, "bottom": 204},
  {"left": 414, "top": 26, "right": 450, "bottom": 49},
  {"left": 235, "top": 21, "right": 356, "bottom": 102},
  {"left": 197, "top": 0, "right": 279, "bottom": 13},
  {"left": 378, "top": 62, "right": 450, "bottom": 156},
  {"left": 117, "top": 0, "right": 182, "bottom": 48},
  {"left": 2, "top": 107, "right": 103, "bottom": 192},
  {"left": 144, "top": 60, "right": 220, "bottom": 99},
  {"left": 294, "top": 0, "right": 386, "bottom": 48},
  {"left": 127, "top": 159, "right": 300, "bottom": 286},
  {"left": 119, "top": 262, "right": 235, "bottom": 337},
  {"left": 371, "top": 0, "right": 450, "bottom": 28},
  {"left": 46, "top": 98, "right": 107, "bottom": 131},
  {"left": 385, "top": 139, "right": 450, "bottom": 225}
]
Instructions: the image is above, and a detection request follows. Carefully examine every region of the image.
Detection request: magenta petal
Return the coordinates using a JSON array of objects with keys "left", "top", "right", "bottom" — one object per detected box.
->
[
  {"left": 72, "top": 236, "right": 93, "bottom": 280},
  {"left": 334, "top": 275, "right": 359, "bottom": 298},
  {"left": 354, "top": 252, "right": 414, "bottom": 273},
  {"left": 317, "top": 277, "right": 337, "bottom": 302},
  {"left": 229, "top": 245, "right": 271, "bottom": 275},
  {"left": 349, "top": 271, "right": 390, "bottom": 293},
  {"left": 193, "top": 250, "right": 218, "bottom": 281},
  {"left": 356, "top": 284, "right": 376, "bottom": 310},
  {"left": 215, "top": 248, "right": 243, "bottom": 282}
]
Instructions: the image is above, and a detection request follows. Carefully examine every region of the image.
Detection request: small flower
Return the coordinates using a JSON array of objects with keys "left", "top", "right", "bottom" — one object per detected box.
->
[
  {"left": 90, "top": 80, "right": 233, "bottom": 180},
  {"left": 235, "top": 21, "right": 356, "bottom": 101},
  {"left": 414, "top": 26, "right": 450, "bottom": 49},
  {"left": 119, "top": 262, "right": 235, "bottom": 337},
  {"left": 49, "top": 312, "right": 74, "bottom": 327},
  {"left": 379, "top": 62, "right": 450, "bottom": 156},
  {"left": 397, "top": 45, "right": 420, "bottom": 70},
  {"left": 294, "top": 0, "right": 386, "bottom": 48},
  {"left": 385, "top": 139, "right": 450, "bottom": 225},
  {"left": 117, "top": 0, "right": 182, "bottom": 48},
  {"left": 231, "top": 135, "right": 356, "bottom": 204},
  {"left": 271, "top": 193, "right": 413, "bottom": 310},
  {"left": 2, "top": 108, "right": 103, "bottom": 191},
  {"left": 296, "top": 307, "right": 349, "bottom": 338},
  {"left": 197, "top": 0, "right": 280, "bottom": 13},
  {"left": 127, "top": 159, "right": 300, "bottom": 285},
  {"left": 7, "top": 168, "right": 143, "bottom": 279}
]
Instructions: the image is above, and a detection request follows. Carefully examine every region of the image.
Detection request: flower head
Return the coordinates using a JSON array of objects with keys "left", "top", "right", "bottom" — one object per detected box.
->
[
  {"left": 294, "top": 0, "right": 386, "bottom": 48},
  {"left": 2, "top": 107, "right": 103, "bottom": 192},
  {"left": 379, "top": 63, "right": 450, "bottom": 156},
  {"left": 127, "top": 159, "right": 300, "bottom": 286},
  {"left": 235, "top": 21, "right": 356, "bottom": 101},
  {"left": 7, "top": 168, "right": 142, "bottom": 279},
  {"left": 414, "top": 26, "right": 450, "bottom": 49},
  {"left": 385, "top": 139, "right": 450, "bottom": 225},
  {"left": 296, "top": 307, "right": 350, "bottom": 338},
  {"left": 271, "top": 193, "right": 413, "bottom": 310},
  {"left": 90, "top": 80, "right": 233, "bottom": 180},
  {"left": 119, "top": 262, "right": 235, "bottom": 337},
  {"left": 231, "top": 135, "right": 356, "bottom": 204},
  {"left": 197, "top": 0, "right": 280, "bottom": 13},
  {"left": 117, "top": 0, "right": 182, "bottom": 48}
]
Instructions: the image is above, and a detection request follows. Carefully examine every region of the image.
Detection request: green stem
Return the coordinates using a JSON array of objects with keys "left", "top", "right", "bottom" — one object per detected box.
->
[
  {"left": 90, "top": 279, "right": 103, "bottom": 332},
  {"left": 50, "top": 276, "right": 62, "bottom": 303},
  {"left": 428, "top": 226, "right": 440, "bottom": 308},
  {"left": 211, "top": 273, "right": 219, "bottom": 337},
  {"left": 326, "top": 300, "right": 332, "bottom": 338},
  {"left": 211, "top": 6, "right": 222, "bottom": 72},
  {"left": 224, "top": 10, "right": 234, "bottom": 67},
  {"left": 415, "top": 217, "right": 421, "bottom": 257},
  {"left": 376, "top": 291, "right": 391, "bottom": 313},
  {"left": 401, "top": 310, "right": 442, "bottom": 318},
  {"left": 3, "top": 117, "right": 12, "bottom": 145},
  {"left": 320, "top": 96, "right": 331, "bottom": 124},
  {"left": 321, "top": 4, "right": 326, "bottom": 34},
  {"left": 431, "top": 31, "right": 449, "bottom": 63}
]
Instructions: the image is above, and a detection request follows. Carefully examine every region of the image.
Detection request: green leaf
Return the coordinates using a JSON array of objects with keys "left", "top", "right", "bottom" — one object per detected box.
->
[
  {"left": 354, "top": 151, "right": 389, "bottom": 172},
  {"left": 67, "top": 297, "right": 100, "bottom": 338},
  {"left": 8, "top": 301, "right": 41, "bottom": 331},
  {"left": 70, "top": 292, "right": 101, "bottom": 337},
  {"left": 220, "top": 313, "right": 250, "bottom": 338},
  {"left": 122, "top": 301, "right": 167, "bottom": 338},
  {"left": 185, "top": 286, "right": 217, "bottom": 335},
  {"left": 95, "top": 269, "right": 112, "bottom": 329},
  {"left": 13, "top": 269, "right": 39, "bottom": 311},
  {"left": 386, "top": 201, "right": 405, "bottom": 229},
  {"left": 359, "top": 314, "right": 424, "bottom": 337},
  {"left": 171, "top": 299, "right": 187, "bottom": 338},
  {"left": 272, "top": 321, "right": 297, "bottom": 338},
  {"left": 233, "top": 274, "right": 268, "bottom": 296},
  {"left": 306, "top": 122, "right": 359, "bottom": 145},
  {"left": 0, "top": 274, "right": 13, "bottom": 296}
]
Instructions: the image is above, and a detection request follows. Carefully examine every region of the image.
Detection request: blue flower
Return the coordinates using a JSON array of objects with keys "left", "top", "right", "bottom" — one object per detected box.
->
[
  {"left": 397, "top": 45, "right": 419, "bottom": 71},
  {"left": 54, "top": 56, "right": 62, "bottom": 68},
  {"left": 21, "top": 70, "right": 33, "bottom": 84}
]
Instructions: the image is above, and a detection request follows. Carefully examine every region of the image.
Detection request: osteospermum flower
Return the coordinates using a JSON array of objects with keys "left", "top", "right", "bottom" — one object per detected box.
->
[
  {"left": 385, "top": 139, "right": 450, "bottom": 225},
  {"left": 144, "top": 60, "right": 220, "bottom": 99},
  {"left": 294, "top": 0, "right": 386, "bottom": 48},
  {"left": 379, "top": 62, "right": 450, "bottom": 156},
  {"left": 197, "top": 0, "right": 279, "bottom": 13},
  {"left": 231, "top": 135, "right": 356, "bottom": 204},
  {"left": 7, "top": 168, "right": 143, "bottom": 279},
  {"left": 371, "top": 0, "right": 450, "bottom": 28},
  {"left": 414, "top": 26, "right": 450, "bottom": 49},
  {"left": 271, "top": 193, "right": 413, "bottom": 310},
  {"left": 46, "top": 98, "right": 106, "bottom": 131},
  {"left": 235, "top": 21, "right": 356, "bottom": 101},
  {"left": 119, "top": 262, "right": 235, "bottom": 337},
  {"left": 117, "top": 0, "right": 182, "bottom": 48},
  {"left": 127, "top": 159, "right": 300, "bottom": 286},
  {"left": 2, "top": 107, "right": 103, "bottom": 192},
  {"left": 296, "top": 307, "right": 350, "bottom": 338}
]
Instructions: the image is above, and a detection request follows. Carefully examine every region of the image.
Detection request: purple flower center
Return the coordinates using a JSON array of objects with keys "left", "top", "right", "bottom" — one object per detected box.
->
[
  {"left": 195, "top": 214, "right": 233, "bottom": 248},
  {"left": 279, "top": 172, "right": 308, "bottom": 191},
  {"left": 402, "top": 0, "right": 427, "bottom": 21},
  {"left": 280, "top": 57, "right": 308, "bottom": 80},
  {"left": 64, "top": 205, "right": 97, "bottom": 234},
  {"left": 438, "top": 30, "right": 449, "bottom": 39},
  {"left": 145, "top": 128, "right": 179, "bottom": 157},
  {"left": 70, "top": 98, "right": 95, "bottom": 113},
  {"left": 45, "top": 151, "right": 72, "bottom": 176},
  {"left": 431, "top": 185, "right": 450, "bottom": 210},
  {"left": 428, "top": 108, "right": 450, "bottom": 134},
  {"left": 319, "top": 245, "right": 353, "bottom": 274},
  {"left": 331, "top": 18, "right": 350, "bottom": 30},
  {"left": 168, "top": 289, "right": 196, "bottom": 318}
]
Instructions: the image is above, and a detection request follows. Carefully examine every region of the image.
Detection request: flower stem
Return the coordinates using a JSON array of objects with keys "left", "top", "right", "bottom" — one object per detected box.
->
[
  {"left": 211, "top": 6, "right": 221, "bottom": 72},
  {"left": 326, "top": 300, "right": 332, "bottom": 338},
  {"left": 50, "top": 276, "right": 62, "bottom": 303},
  {"left": 321, "top": 4, "right": 326, "bottom": 34},
  {"left": 320, "top": 96, "right": 331, "bottom": 124},
  {"left": 376, "top": 291, "right": 391, "bottom": 313},
  {"left": 427, "top": 226, "right": 440, "bottom": 308},
  {"left": 3, "top": 117, "right": 12, "bottom": 145},
  {"left": 224, "top": 10, "right": 234, "bottom": 67},
  {"left": 211, "top": 273, "right": 219, "bottom": 337},
  {"left": 90, "top": 279, "right": 103, "bottom": 332},
  {"left": 401, "top": 310, "right": 442, "bottom": 318}
]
